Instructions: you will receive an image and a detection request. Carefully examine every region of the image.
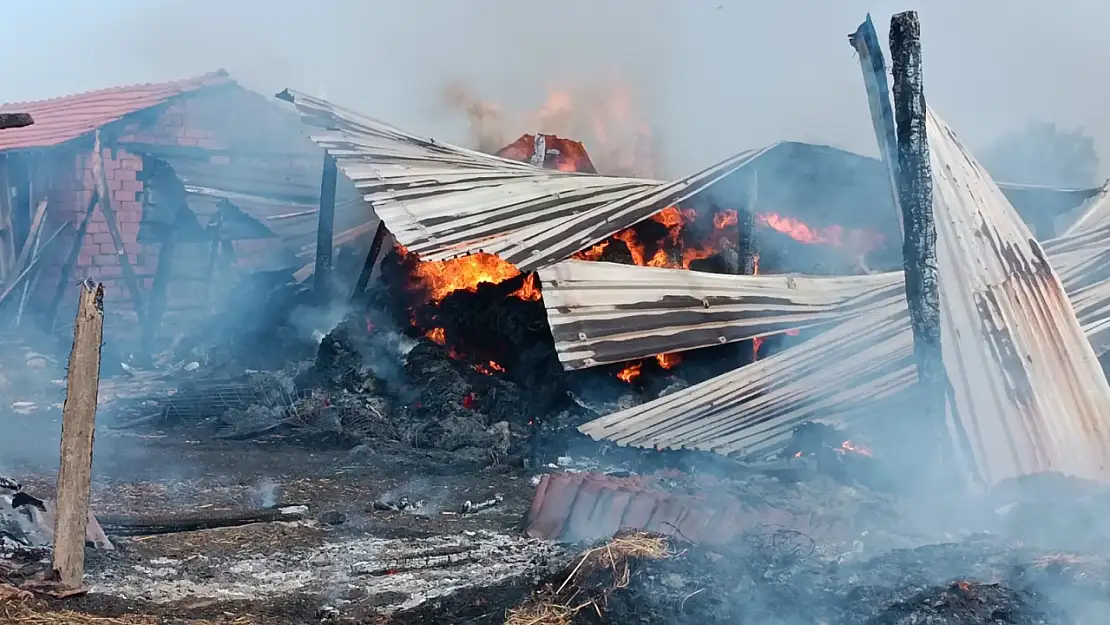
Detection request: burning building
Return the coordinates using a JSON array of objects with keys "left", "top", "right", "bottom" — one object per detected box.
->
[{"left": 0, "top": 71, "right": 370, "bottom": 350}]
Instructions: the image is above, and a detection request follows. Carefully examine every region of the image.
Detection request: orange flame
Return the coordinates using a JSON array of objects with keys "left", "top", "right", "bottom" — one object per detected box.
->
[
  {"left": 617, "top": 362, "right": 643, "bottom": 383},
  {"left": 426, "top": 327, "right": 446, "bottom": 345},
  {"left": 511, "top": 273, "right": 542, "bottom": 301},
  {"left": 756, "top": 212, "right": 885, "bottom": 255},
  {"left": 473, "top": 360, "right": 507, "bottom": 376},
  {"left": 655, "top": 352, "right": 682, "bottom": 369}
]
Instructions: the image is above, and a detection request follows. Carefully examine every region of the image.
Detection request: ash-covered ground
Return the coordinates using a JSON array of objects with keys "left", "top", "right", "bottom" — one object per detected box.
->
[{"left": 3, "top": 272, "right": 1110, "bottom": 624}]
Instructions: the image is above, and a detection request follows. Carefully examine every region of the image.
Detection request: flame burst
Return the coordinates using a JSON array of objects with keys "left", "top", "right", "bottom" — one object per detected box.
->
[
  {"left": 616, "top": 362, "right": 643, "bottom": 383},
  {"left": 756, "top": 212, "right": 886, "bottom": 256},
  {"left": 572, "top": 205, "right": 740, "bottom": 270}
]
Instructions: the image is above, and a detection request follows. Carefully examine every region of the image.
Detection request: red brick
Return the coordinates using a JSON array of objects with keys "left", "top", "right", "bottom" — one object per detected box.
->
[
  {"left": 92, "top": 232, "right": 113, "bottom": 245},
  {"left": 97, "top": 265, "right": 122, "bottom": 278},
  {"left": 124, "top": 243, "right": 141, "bottom": 255},
  {"left": 177, "top": 137, "right": 199, "bottom": 147},
  {"left": 99, "top": 243, "right": 120, "bottom": 255},
  {"left": 77, "top": 254, "right": 93, "bottom": 267},
  {"left": 93, "top": 254, "right": 117, "bottom": 266},
  {"left": 115, "top": 168, "right": 136, "bottom": 182},
  {"left": 184, "top": 126, "right": 208, "bottom": 139}
]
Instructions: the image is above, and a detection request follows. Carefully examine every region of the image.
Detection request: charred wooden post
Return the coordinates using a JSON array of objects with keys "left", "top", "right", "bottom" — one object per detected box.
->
[
  {"left": 0, "top": 113, "right": 33, "bottom": 130},
  {"left": 314, "top": 152, "right": 338, "bottom": 300},
  {"left": 889, "top": 12, "right": 946, "bottom": 450},
  {"left": 738, "top": 170, "right": 760, "bottom": 363},
  {"left": 142, "top": 234, "right": 176, "bottom": 355},
  {"left": 850, "top": 14, "right": 903, "bottom": 237},
  {"left": 53, "top": 280, "right": 105, "bottom": 588},
  {"left": 351, "top": 221, "right": 388, "bottom": 301}
]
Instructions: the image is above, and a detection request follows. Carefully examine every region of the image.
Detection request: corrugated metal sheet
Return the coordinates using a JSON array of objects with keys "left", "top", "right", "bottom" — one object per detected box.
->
[
  {"left": 540, "top": 217, "right": 1107, "bottom": 371},
  {"left": 581, "top": 110, "right": 1110, "bottom": 485},
  {"left": 539, "top": 260, "right": 903, "bottom": 369},
  {"left": 0, "top": 71, "right": 233, "bottom": 151},
  {"left": 278, "top": 89, "right": 772, "bottom": 271}
]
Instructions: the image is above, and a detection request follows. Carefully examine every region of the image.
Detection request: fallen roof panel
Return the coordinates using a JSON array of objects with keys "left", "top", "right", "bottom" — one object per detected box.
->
[
  {"left": 581, "top": 110, "right": 1110, "bottom": 485},
  {"left": 0, "top": 71, "right": 233, "bottom": 151},
  {"left": 539, "top": 260, "right": 903, "bottom": 369},
  {"left": 278, "top": 89, "right": 771, "bottom": 272}
]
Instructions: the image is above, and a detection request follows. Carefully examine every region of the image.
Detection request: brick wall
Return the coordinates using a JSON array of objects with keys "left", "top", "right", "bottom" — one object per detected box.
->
[
  {"left": 39, "top": 147, "right": 155, "bottom": 330},
  {"left": 39, "top": 93, "right": 289, "bottom": 338}
]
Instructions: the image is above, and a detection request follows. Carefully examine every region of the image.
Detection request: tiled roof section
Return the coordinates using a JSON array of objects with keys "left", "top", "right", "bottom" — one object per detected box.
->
[{"left": 0, "top": 70, "right": 234, "bottom": 151}]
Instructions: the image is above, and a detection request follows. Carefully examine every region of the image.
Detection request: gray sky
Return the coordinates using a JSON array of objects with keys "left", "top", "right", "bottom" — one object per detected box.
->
[{"left": 3, "top": 0, "right": 1109, "bottom": 177}]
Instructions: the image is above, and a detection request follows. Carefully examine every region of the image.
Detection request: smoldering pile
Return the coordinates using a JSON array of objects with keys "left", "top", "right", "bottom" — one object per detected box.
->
[{"left": 380, "top": 471, "right": 1110, "bottom": 625}]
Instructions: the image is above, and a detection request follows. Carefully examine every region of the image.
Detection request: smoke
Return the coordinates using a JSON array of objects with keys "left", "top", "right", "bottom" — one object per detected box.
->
[{"left": 6, "top": 1, "right": 1110, "bottom": 178}]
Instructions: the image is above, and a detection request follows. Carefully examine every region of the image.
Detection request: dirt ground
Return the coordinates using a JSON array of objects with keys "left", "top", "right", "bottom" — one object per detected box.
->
[{"left": 4, "top": 424, "right": 559, "bottom": 624}]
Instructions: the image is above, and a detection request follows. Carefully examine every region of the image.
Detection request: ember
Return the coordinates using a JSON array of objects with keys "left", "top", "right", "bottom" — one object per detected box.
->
[{"left": 399, "top": 246, "right": 536, "bottom": 303}]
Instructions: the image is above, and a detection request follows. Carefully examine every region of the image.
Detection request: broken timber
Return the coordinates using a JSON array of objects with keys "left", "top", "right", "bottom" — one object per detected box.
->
[
  {"left": 849, "top": 14, "right": 903, "bottom": 236},
  {"left": 53, "top": 280, "right": 105, "bottom": 588},
  {"left": 98, "top": 505, "right": 309, "bottom": 536},
  {"left": 315, "top": 152, "right": 338, "bottom": 299},
  {"left": 889, "top": 11, "right": 947, "bottom": 463},
  {"left": 351, "top": 220, "right": 388, "bottom": 301}
]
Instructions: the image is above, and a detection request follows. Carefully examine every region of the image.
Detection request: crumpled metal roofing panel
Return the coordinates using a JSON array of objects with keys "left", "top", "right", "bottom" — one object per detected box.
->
[
  {"left": 538, "top": 260, "right": 903, "bottom": 370},
  {"left": 278, "top": 89, "right": 771, "bottom": 271},
  {"left": 0, "top": 71, "right": 233, "bottom": 151},
  {"left": 581, "top": 110, "right": 1110, "bottom": 485}
]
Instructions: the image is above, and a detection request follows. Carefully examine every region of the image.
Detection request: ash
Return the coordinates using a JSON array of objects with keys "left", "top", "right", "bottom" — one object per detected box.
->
[{"left": 92, "top": 529, "right": 566, "bottom": 613}]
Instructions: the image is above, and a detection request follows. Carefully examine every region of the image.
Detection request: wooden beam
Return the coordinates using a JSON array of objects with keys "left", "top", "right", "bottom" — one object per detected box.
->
[
  {"left": 0, "top": 155, "right": 14, "bottom": 284},
  {"left": 92, "top": 134, "right": 146, "bottom": 322},
  {"left": 141, "top": 235, "right": 176, "bottom": 356},
  {"left": 850, "top": 14, "right": 904, "bottom": 237},
  {"left": 351, "top": 221, "right": 388, "bottom": 301},
  {"left": 738, "top": 170, "right": 759, "bottom": 363},
  {"left": 889, "top": 12, "right": 946, "bottom": 451},
  {"left": 314, "top": 152, "right": 338, "bottom": 299},
  {"left": 0, "top": 113, "right": 33, "bottom": 130},
  {"left": 44, "top": 192, "right": 98, "bottom": 332},
  {"left": 52, "top": 279, "right": 105, "bottom": 589},
  {"left": 0, "top": 223, "right": 69, "bottom": 309}
]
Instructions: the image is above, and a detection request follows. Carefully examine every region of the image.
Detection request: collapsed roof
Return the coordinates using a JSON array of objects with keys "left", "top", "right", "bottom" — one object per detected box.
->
[
  {"left": 577, "top": 110, "right": 1110, "bottom": 486},
  {"left": 276, "top": 89, "right": 772, "bottom": 272}
]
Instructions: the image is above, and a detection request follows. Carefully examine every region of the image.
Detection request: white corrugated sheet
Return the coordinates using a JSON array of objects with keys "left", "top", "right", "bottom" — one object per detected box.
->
[
  {"left": 278, "top": 89, "right": 771, "bottom": 271},
  {"left": 581, "top": 110, "right": 1110, "bottom": 486}
]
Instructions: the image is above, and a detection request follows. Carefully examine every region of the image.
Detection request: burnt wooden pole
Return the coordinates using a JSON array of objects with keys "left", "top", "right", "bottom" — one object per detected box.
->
[
  {"left": 889, "top": 11, "right": 946, "bottom": 449},
  {"left": 351, "top": 221, "right": 388, "bottom": 301},
  {"left": 53, "top": 280, "right": 105, "bottom": 588},
  {"left": 738, "top": 170, "right": 759, "bottom": 363},
  {"left": 314, "top": 153, "right": 338, "bottom": 300},
  {"left": 849, "top": 14, "right": 904, "bottom": 237}
]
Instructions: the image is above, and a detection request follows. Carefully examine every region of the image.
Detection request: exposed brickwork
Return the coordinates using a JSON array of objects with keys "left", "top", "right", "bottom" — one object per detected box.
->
[{"left": 524, "top": 472, "right": 854, "bottom": 548}]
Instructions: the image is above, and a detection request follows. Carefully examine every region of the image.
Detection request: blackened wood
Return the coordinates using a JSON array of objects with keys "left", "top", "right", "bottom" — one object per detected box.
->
[
  {"left": 889, "top": 12, "right": 946, "bottom": 441},
  {"left": 99, "top": 505, "right": 308, "bottom": 536},
  {"left": 351, "top": 221, "right": 388, "bottom": 300},
  {"left": 850, "top": 14, "right": 904, "bottom": 237},
  {"left": 141, "top": 235, "right": 176, "bottom": 355},
  {"left": 203, "top": 212, "right": 223, "bottom": 313},
  {"left": 314, "top": 152, "right": 338, "bottom": 299},
  {"left": 0, "top": 113, "right": 33, "bottom": 129},
  {"left": 738, "top": 171, "right": 759, "bottom": 363},
  {"left": 53, "top": 280, "right": 105, "bottom": 588},
  {"left": 92, "top": 139, "right": 146, "bottom": 322},
  {"left": 45, "top": 192, "right": 98, "bottom": 331}
]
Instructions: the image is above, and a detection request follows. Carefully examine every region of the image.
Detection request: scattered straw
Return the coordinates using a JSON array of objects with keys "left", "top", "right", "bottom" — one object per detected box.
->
[
  {"left": 505, "top": 531, "right": 670, "bottom": 625},
  {"left": 0, "top": 601, "right": 254, "bottom": 625}
]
